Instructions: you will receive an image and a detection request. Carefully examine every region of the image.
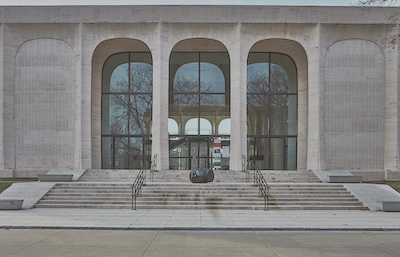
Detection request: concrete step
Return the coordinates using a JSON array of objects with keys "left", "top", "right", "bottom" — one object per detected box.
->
[
  {"left": 34, "top": 181, "right": 366, "bottom": 211},
  {"left": 51, "top": 182, "right": 346, "bottom": 188},
  {"left": 44, "top": 192, "right": 356, "bottom": 198},
  {"left": 37, "top": 200, "right": 362, "bottom": 207},
  {"left": 33, "top": 203, "right": 365, "bottom": 211},
  {"left": 78, "top": 169, "right": 322, "bottom": 183},
  {"left": 47, "top": 189, "right": 353, "bottom": 195}
]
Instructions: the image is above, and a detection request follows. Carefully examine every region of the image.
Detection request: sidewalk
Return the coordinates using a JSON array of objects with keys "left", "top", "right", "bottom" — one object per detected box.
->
[{"left": 1, "top": 208, "right": 400, "bottom": 231}]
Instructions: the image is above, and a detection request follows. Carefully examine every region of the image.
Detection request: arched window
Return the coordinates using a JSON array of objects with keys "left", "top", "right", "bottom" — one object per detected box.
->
[
  {"left": 247, "top": 52, "right": 297, "bottom": 170},
  {"left": 185, "top": 118, "right": 212, "bottom": 135},
  {"left": 168, "top": 118, "right": 179, "bottom": 135},
  {"left": 101, "top": 52, "right": 152, "bottom": 169},
  {"left": 218, "top": 118, "right": 231, "bottom": 135}
]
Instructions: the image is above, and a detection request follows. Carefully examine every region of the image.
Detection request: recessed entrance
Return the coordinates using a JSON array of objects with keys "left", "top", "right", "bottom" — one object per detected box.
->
[
  {"left": 169, "top": 135, "right": 230, "bottom": 170},
  {"left": 168, "top": 39, "right": 230, "bottom": 170}
]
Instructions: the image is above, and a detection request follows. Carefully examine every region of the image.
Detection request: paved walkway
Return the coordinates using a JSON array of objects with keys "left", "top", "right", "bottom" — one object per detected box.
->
[
  {"left": 2, "top": 229, "right": 400, "bottom": 257},
  {"left": 1, "top": 208, "right": 400, "bottom": 230}
]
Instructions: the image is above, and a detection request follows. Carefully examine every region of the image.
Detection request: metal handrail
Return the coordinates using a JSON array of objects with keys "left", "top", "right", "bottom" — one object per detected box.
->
[
  {"left": 131, "top": 169, "right": 146, "bottom": 210},
  {"left": 150, "top": 154, "right": 157, "bottom": 182},
  {"left": 242, "top": 155, "right": 250, "bottom": 183},
  {"left": 254, "top": 169, "right": 270, "bottom": 211}
]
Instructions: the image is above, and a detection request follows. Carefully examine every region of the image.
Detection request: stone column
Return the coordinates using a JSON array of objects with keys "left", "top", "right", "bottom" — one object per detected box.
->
[
  {"left": 2, "top": 25, "right": 16, "bottom": 172},
  {"left": 306, "top": 25, "right": 322, "bottom": 172},
  {"left": 76, "top": 23, "right": 85, "bottom": 169},
  {"left": 152, "top": 23, "right": 170, "bottom": 170},
  {"left": 384, "top": 37, "right": 400, "bottom": 179},
  {"left": 229, "top": 24, "right": 247, "bottom": 171},
  {"left": 0, "top": 24, "right": 3, "bottom": 171}
]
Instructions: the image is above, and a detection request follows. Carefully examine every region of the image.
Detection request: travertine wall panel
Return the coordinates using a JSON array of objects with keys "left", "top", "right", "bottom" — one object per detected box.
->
[
  {"left": 15, "top": 39, "right": 75, "bottom": 169},
  {"left": 323, "top": 39, "right": 384, "bottom": 170},
  {"left": 0, "top": 24, "right": 3, "bottom": 169},
  {"left": 1, "top": 24, "right": 80, "bottom": 172}
]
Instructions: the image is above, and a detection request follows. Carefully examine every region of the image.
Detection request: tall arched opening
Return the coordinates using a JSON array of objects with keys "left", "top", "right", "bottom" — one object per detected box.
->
[
  {"left": 247, "top": 39, "right": 306, "bottom": 170},
  {"left": 169, "top": 38, "right": 230, "bottom": 170},
  {"left": 92, "top": 39, "right": 153, "bottom": 169}
]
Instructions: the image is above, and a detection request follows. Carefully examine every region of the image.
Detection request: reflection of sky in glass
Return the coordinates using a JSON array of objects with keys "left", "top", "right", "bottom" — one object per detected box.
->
[
  {"left": 200, "top": 63, "right": 224, "bottom": 93},
  {"left": 168, "top": 117, "right": 231, "bottom": 135},
  {"left": 247, "top": 63, "right": 268, "bottom": 93},
  {"left": 109, "top": 94, "right": 128, "bottom": 134},
  {"left": 247, "top": 63, "right": 269, "bottom": 77},
  {"left": 110, "top": 62, "right": 152, "bottom": 93},
  {"left": 110, "top": 63, "right": 129, "bottom": 92},
  {"left": 176, "top": 62, "right": 198, "bottom": 82},
  {"left": 168, "top": 118, "right": 179, "bottom": 134},
  {"left": 218, "top": 118, "right": 231, "bottom": 135},
  {"left": 185, "top": 118, "right": 212, "bottom": 135},
  {"left": 175, "top": 62, "right": 224, "bottom": 93},
  {"left": 106, "top": 61, "right": 153, "bottom": 135},
  {"left": 247, "top": 62, "right": 289, "bottom": 93}
]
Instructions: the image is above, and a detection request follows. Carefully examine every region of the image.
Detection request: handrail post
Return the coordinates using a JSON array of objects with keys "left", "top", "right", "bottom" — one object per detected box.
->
[
  {"left": 150, "top": 154, "right": 157, "bottom": 182},
  {"left": 264, "top": 195, "right": 266, "bottom": 211},
  {"left": 254, "top": 169, "right": 270, "bottom": 211},
  {"left": 134, "top": 188, "right": 137, "bottom": 210},
  {"left": 242, "top": 155, "right": 249, "bottom": 183},
  {"left": 131, "top": 169, "right": 146, "bottom": 211},
  {"left": 267, "top": 186, "right": 270, "bottom": 211}
]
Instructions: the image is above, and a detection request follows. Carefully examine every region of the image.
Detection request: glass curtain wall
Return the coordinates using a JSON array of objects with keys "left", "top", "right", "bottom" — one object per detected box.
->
[
  {"left": 169, "top": 52, "right": 230, "bottom": 170},
  {"left": 247, "top": 53, "right": 297, "bottom": 170},
  {"left": 102, "top": 52, "right": 153, "bottom": 169}
]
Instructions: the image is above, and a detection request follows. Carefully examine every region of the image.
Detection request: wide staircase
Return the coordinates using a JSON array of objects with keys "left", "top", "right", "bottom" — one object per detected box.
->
[{"left": 33, "top": 169, "right": 366, "bottom": 210}]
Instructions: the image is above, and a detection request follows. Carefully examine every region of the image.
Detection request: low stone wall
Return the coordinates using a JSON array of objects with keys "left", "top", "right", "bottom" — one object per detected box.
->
[{"left": 0, "top": 199, "right": 23, "bottom": 210}]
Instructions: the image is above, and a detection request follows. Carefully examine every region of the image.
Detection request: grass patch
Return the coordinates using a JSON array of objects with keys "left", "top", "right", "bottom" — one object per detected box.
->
[
  {"left": 0, "top": 178, "right": 37, "bottom": 193},
  {"left": 0, "top": 178, "right": 37, "bottom": 182},
  {"left": 369, "top": 181, "right": 400, "bottom": 193},
  {"left": 0, "top": 182, "right": 13, "bottom": 193}
]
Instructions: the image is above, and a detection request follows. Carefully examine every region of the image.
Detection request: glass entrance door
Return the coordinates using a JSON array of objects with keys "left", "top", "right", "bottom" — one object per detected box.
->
[
  {"left": 169, "top": 135, "right": 230, "bottom": 170},
  {"left": 247, "top": 136, "right": 296, "bottom": 170},
  {"left": 169, "top": 136, "right": 211, "bottom": 170},
  {"left": 190, "top": 137, "right": 211, "bottom": 169}
]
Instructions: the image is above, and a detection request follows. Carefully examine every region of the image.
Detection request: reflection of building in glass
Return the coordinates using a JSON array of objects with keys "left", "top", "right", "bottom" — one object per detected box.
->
[{"left": 1, "top": 5, "right": 399, "bottom": 180}]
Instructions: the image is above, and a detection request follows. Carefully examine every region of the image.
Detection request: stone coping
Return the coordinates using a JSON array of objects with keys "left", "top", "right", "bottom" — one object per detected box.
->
[
  {"left": 329, "top": 175, "right": 363, "bottom": 183},
  {"left": 37, "top": 174, "right": 73, "bottom": 182},
  {"left": 0, "top": 199, "right": 23, "bottom": 210},
  {"left": 382, "top": 201, "right": 400, "bottom": 212}
]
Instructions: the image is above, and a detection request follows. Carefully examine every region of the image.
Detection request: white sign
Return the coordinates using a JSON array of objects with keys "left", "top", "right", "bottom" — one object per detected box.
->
[{"left": 222, "top": 146, "right": 230, "bottom": 158}]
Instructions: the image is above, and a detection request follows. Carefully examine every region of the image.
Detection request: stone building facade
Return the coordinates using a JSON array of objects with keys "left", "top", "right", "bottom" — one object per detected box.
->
[{"left": 0, "top": 5, "right": 399, "bottom": 180}]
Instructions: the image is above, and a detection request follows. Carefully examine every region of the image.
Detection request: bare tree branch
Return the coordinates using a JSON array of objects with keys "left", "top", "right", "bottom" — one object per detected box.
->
[{"left": 356, "top": 0, "right": 398, "bottom": 5}]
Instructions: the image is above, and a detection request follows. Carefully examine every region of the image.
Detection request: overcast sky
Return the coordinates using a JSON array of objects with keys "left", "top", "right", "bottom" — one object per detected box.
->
[{"left": 0, "top": 0, "right": 390, "bottom": 6}]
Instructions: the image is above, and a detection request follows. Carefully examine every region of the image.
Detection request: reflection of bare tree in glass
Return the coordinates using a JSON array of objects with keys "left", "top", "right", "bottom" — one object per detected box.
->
[
  {"left": 173, "top": 74, "right": 221, "bottom": 106},
  {"left": 109, "top": 64, "right": 152, "bottom": 166},
  {"left": 111, "top": 64, "right": 152, "bottom": 134},
  {"left": 247, "top": 64, "right": 289, "bottom": 134}
]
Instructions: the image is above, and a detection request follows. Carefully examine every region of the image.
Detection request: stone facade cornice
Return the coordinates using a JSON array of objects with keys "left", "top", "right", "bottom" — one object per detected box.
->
[{"left": 0, "top": 5, "right": 399, "bottom": 24}]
